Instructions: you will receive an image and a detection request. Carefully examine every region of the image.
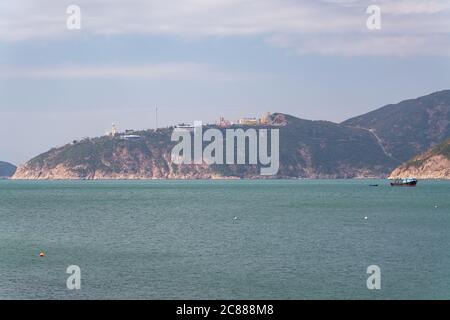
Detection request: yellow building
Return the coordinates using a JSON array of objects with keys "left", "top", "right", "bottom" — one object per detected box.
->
[
  {"left": 238, "top": 118, "right": 260, "bottom": 125},
  {"left": 260, "top": 112, "right": 272, "bottom": 125}
]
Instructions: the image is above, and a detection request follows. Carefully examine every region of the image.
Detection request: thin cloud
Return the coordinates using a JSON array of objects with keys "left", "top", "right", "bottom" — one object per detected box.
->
[
  {"left": 0, "top": 0, "right": 449, "bottom": 55},
  {"left": 269, "top": 33, "right": 450, "bottom": 56},
  {"left": 0, "top": 63, "right": 253, "bottom": 81},
  {"left": 380, "top": 0, "right": 450, "bottom": 15}
]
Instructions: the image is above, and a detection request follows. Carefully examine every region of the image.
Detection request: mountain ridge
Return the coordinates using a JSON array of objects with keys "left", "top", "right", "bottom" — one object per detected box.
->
[
  {"left": 12, "top": 114, "right": 395, "bottom": 179},
  {"left": 0, "top": 161, "right": 17, "bottom": 178},
  {"left": 342, "top": 90, "right": 450, "bottom": 162},
  {"left": 12, "top": 90, "right": 450, "bottom": 180}
]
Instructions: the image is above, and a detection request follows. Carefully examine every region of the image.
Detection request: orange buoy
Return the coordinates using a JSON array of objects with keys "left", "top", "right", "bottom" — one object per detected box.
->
[{"left": 39, "top": 252, "right": 45, "bottom": 257}]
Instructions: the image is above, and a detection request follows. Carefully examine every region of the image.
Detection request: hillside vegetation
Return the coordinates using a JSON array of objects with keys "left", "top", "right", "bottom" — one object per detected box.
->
[{"left": 13, "top": 90, "right": 450, "bottom": 180}]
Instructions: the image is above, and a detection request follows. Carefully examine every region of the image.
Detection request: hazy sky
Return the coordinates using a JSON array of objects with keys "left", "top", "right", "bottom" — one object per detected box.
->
[{"left": 1, "top": 0, "right": 450, "bottom": 164}]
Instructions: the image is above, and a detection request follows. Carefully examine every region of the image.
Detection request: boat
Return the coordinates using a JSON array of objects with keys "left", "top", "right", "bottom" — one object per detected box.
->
[{"left": 390, "top": 178, "right": 418, "bottom": 187}]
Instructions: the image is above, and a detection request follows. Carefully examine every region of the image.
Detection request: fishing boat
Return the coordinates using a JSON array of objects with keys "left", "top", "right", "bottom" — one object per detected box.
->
[{"left": 390, "top": 178, "right": 418, "bottom": 187}]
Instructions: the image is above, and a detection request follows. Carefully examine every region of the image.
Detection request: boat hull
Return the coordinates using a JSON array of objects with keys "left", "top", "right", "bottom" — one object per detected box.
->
[{"left": 390, "top": 181, "right": 417, "bottom": 187}]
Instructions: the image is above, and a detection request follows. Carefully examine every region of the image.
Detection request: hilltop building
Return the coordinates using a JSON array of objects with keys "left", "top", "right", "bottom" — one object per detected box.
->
[
  {"left": 238, "top": 117, "right": 259, "bottom": 125},
  {"left": 106, "top": 123, "right": 118, "bottom": 137},
  {"left": 175, "top": 123, "right": 195, "bottom": 132},
  {"left": 236, "top": 112, "right": 273, "bottom": 126},
  {"left": 106, "top": 124, "right": 141, "bottom": 140},
  {"left": 260, "top": 112, "right": 272, "bottom": 125},
  {"left": 121, "top": 134, "right": 141, "bottom": 141},
  {"left": 217, "top": 116, "right": 232, "bottom": 128}
]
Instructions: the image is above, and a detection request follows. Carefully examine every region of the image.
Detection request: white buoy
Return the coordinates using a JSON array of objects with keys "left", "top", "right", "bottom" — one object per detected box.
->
[
  {"left": 434, "top": 205, "right": 438, "bottom": 209},
  {"left": 234, "top": 216, "right": 238, "bottom": 220},
  {"left": 364, "top": 216, "right": 368, "bottom": 220}
]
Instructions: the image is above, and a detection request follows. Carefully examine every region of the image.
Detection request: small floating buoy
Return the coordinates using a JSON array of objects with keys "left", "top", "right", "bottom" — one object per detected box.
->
[
  {"left": 364, "top": 216, "right": 368, "bottom": 220},
  {"left": 434, "top": 205, "right": 438, "bottom": 209},
  {"left": 39, "top": 251, "right": 45, "bottom": 257},
  {"left": 233, "top": 216, "right": 238, "bottom": 220}
]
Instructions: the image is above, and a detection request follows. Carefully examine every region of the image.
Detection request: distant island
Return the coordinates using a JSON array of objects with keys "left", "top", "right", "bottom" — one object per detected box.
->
[
  {"left": 0, "top": 161, "right": 17, "bottom": 179},
  {"left": 12, "top": 90, "right": 450, "bottom": 180}
]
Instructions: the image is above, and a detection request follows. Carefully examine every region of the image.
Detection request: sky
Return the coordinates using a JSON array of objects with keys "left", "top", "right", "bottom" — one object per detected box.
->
[{"left": 1, "top": 0, "right": 450, "bottom": 165}]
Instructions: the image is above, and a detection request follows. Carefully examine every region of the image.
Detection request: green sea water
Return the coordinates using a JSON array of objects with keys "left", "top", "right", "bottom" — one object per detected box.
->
[{"left": 0, "top": 179, "right": 449, "bottom": 299}]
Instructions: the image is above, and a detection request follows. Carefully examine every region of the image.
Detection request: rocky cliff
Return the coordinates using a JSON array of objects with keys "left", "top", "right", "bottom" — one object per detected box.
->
[{"left": 389, "top": 139, "right": 450, "bottom": 179}]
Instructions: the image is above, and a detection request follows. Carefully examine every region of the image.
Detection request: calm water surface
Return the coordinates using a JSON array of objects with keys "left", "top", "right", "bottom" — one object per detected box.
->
[{"left": 0, "top": 179, "right": 449, "bottom": 299}]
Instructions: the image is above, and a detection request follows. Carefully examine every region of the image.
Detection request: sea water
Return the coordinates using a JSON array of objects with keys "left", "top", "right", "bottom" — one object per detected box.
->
[{"left": 0, "top": 179, "right": 449, "bottom": 299}]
